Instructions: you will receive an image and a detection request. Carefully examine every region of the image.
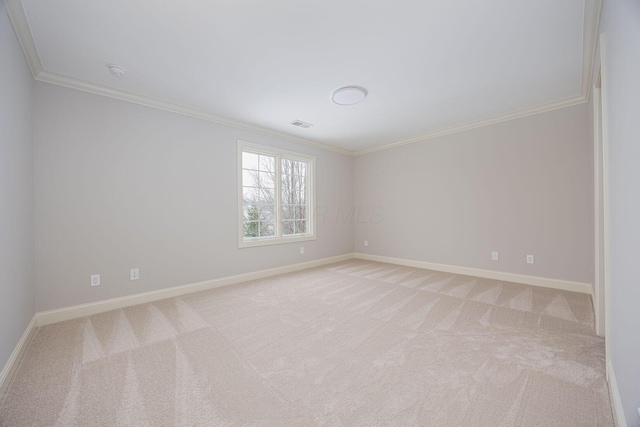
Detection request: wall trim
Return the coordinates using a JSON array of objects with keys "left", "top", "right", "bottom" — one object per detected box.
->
[
  {"left": 582, "top": 0, "right": 603, "bottom": 102},
  {"left": 36, "top": 253, "right": 354, "bottom": 327},
  {"left": 6, "top": 0, "right": 603, "bottom": 157},
  {"left": 35, "top": 71, "right": 352, "bottom": 156},
  {"left": 37, "top": 69, "right": 588, "bottom": 158},
  {"left": 34, "top": 252, "right": 594, "bottom": 328},
  {"left": 0, "top": 254, "right": 599, "bottom": 401},
  {"left": 354, "top": 253, "right": 592, "bottom": 294},
  {"left": 599, "top": 32, "right": 613, "bottom": 382},
  {"left": 607, "top": 361, "right": 628, "bottom": 427},
  {"left": 0, "top": 315, "right": 37, "bottom": 399},
  {"left": 353, "top": 95, "right": 587, "bottom": 155},
  {"left": 3, "top": 2, "right": 350, "bottom": 157},
  {"left": 3, "top": 0, "right": 42, "bottom": 77}
]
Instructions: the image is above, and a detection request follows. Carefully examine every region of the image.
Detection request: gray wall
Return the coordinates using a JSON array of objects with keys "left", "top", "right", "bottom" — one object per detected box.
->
[
  {"left": 599, "top": 0, "right": 640, "bottom": 424},
  {"left": 354, "top": 104, "right": 593, "bottom": 284},
  {"left": 34, "top": 82, "right": 354, "bottom": 311},
  {"left": 0, "top": 1, "right": 35, "bottom": 369}
]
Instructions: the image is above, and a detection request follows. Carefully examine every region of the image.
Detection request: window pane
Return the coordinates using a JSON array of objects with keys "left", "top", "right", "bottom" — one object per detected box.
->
[
  {"left": 283, "top": 160, "right": 307, "bottom": 177},
  {"left": 281, "top": 158, "right": 308, "bottom": 235},
  {"left": 242, "top": 152, "right": 259, "bottom": 170},
  {"left": 282, "top": 161, "right": 307, "bottom": 203},
  {"left": 282, "top": 159, "right": 306, "bottom": 176},
  {"left": 259, "top": 221, "right": 275, "bottom": 237},
  {"left": 242, "top": 187, "right": 259, "bottom": 204},
  {"left": 295, "top": 220, "right": 307, "bottom": 234},
  {"left": 282, "top": 204, "right": 295, "bottom": 221},
  {"left": 242, "top": 152, "right": 275, "bottom": 241},
  {"left": 282, "top": 220, "right": 295, "bottom": 235},
  {"left": 244, "top": 205, "right": 276, "bottom": 238},
  {"left": 243, "top": 203, "right": 260, "bottom": 218},
  {"left": 297, "top": 189, "right": 306, "bottom": 205},
  {"left": 259, "top": 205, "right": 275, "bottom": 221},
  {"left": 294, "top": 205, "right": 306, "bottom": 220},
  {"left": 243, "top": 220, "right": 259, "bottom": 238},
  {"left": 242, "top": 152, "right": 276, "bottom": 237},
  {"left": 258, "top": 188, "right": 275, "bottom": 205},
  {"left": 244, "top": 203, "right": 274, "bottom": 217},
  {"left": 258, "top": 155, "right": 275, "bottom": 173},
  {"left": 260, "top": 171, "right": 274, "bottom": 189},
  {"left": 242, "top": 170, "right": 259, "bottom": 188},
  {"left": 242, "top": 204, "right": 253, "bottom": 218}
]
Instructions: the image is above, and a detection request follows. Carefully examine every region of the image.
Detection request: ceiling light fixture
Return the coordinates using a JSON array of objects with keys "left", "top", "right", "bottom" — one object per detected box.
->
[
  {"left": 332, "top": 86, "right": 368, "bottom": 106},
  {"left": 107, "top": 64, "right": 126, "bottom": 77}
]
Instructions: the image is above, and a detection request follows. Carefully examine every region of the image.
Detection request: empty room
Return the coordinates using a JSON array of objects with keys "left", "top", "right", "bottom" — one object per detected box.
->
[{"left": 1, "top": 0, "right": 639, "bottom": 425}]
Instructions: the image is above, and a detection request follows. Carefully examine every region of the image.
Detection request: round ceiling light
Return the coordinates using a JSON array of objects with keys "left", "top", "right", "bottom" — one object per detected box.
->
[
  {"left": 107, "top": 64, "right": 126, "bottom": 77},
  {"left": 332, "top": 86, "right": 368, "bottom": 106}
]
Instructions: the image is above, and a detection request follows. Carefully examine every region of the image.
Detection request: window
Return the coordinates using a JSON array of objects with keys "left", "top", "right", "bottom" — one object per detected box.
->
[{"left": 238, "top": 141, "right": 315, "bottom": 247}]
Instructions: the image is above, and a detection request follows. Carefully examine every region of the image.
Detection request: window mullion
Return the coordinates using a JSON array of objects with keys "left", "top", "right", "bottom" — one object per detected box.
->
[
  {"left": 306, "top": 163, "right": 310, "bottom": 234},
  {"left": 276, "top": 154, "right": 282, "bottom": 238}
]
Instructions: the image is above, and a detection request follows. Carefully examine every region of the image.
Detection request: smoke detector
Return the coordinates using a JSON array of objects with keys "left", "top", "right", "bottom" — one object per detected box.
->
[
  {"left": 290, "top": 120, "right": 313, "bottom": 129},
  {"left": 107, "top": 64, "right": 126, "bottom": 77},
  {"left": 332, "top": 86, "right": 368, "bottom": 105}
]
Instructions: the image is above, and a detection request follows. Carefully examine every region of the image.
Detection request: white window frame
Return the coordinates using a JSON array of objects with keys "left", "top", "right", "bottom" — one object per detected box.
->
[{"left": 237, "top": 140, "right": 316, "bottom": 248}]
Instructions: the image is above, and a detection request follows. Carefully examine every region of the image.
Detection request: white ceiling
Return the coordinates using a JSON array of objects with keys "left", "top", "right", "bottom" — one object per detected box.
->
[{"left": 14, "top": 0, "right": 598, "bottom": 153}]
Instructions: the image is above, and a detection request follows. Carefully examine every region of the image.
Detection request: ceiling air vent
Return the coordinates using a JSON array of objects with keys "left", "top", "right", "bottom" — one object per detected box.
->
[{"left": 290, "top": 120, "right": 314, "bottom": 129}]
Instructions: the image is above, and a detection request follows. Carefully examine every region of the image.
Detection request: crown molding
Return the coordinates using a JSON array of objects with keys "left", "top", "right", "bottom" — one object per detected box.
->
[
  {"left": 35, "top": 71, "right": 352, "bottom": 155},
  {"left": 355, "top": 1, "right": 602, "bottom": 156},
  {"left": 6, "top": 0, "right": 601, "bottom": 157},
  {"left": 4, "top": 0, "right": 42, "bottom": 76},
  {"left": 354, "top": 95, "right": 587, "bottom": 155},
  {"left": 4, "top": 2, "right": 351, "bottom": 156},
  {"left": 582, "top": 0, "right": 603, "bottom": 101}
]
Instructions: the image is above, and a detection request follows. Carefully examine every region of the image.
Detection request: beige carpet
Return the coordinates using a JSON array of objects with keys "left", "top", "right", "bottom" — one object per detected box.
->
[{"left": 0, "top": 260, "right": 613, "bottom": 426}]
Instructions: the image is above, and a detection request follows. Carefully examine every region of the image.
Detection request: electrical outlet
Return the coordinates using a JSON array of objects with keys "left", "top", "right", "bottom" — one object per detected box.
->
[
  {"left": 300, "top": 246, "right": 304, "bottom": 254},
  {"left": 130, "top": 268, "right": 139, "bottom": 280},
  {"left": 91, "top": 274, "right": 100, "bottom": 287},
  {"left": 527, "top": 255, "right": 535, "bottom": 264},
  {"left": 364, "top": 240, "right": 369, "bottom": 247},
  {"left": 491, "top": 251, "right": 499, "bottom": 261}
]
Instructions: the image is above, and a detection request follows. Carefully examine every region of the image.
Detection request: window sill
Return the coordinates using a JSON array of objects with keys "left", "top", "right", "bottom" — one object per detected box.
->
[{"left": 238, "top": 234, "right": 317, "bottom": 249}]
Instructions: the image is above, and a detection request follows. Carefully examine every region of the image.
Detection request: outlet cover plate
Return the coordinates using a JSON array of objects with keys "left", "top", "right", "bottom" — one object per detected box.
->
[{"left": 91, "top": 274, "right": 100, "bottom": 287}]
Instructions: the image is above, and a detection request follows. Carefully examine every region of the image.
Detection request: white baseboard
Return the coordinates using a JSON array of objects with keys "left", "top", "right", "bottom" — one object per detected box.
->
[
  {"left": 0, "top": 252, "right": 611, "bottom": 416},
  {"left": 31, "top": 252, "right": 593, "bottom": 328},
  {"left": 354, "top": 253, "right": 593, "bottom": 294},
  {"left": 607, "top": 361, "right": 628, "bottom": 427},
  {"left": 36, "top": 253, "right": 354, "bottom": 327},
  {"left": 0, "top": 315, "right": 37, "bottom": 399}
]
